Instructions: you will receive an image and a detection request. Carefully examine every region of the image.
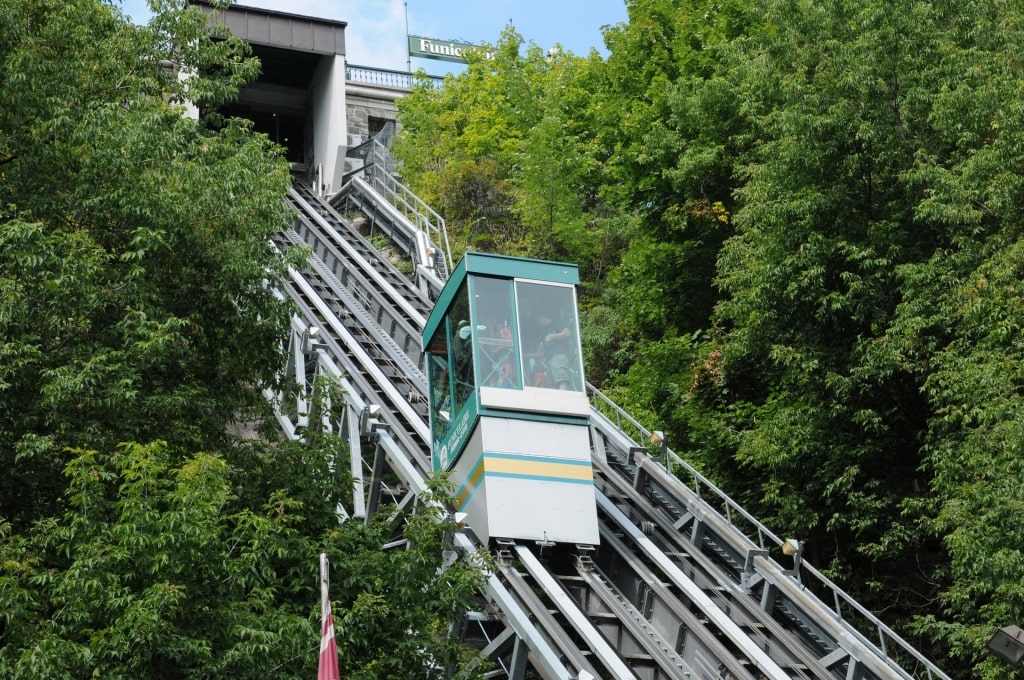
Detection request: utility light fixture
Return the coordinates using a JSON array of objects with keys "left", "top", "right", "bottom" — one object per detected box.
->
[
  {"left": 781, "top": 538, "right": 804, "bottom": 583},
  {"left": 986, "top": 626, "right": 1024, "bottom": 666},
  {"left": 649, "top": 430, "right": 670, "bottom": 473}
]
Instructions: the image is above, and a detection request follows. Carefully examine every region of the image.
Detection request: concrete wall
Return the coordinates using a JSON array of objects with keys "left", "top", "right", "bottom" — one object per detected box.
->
[{"left": 309, "top": 54, "right": 347, "bottom": 194}]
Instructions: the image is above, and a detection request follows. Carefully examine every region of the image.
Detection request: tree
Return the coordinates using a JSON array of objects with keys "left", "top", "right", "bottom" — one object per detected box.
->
[
  {"left": 685, "top": 1, "right": 1024, "bottom": 675},
  {"left": 0, "top": 0, "right": 293, "bottom": 528},
  {"left": 876, "top": 3, "right": 1024, "bottom": 675},
  {"left": 674, "top": 0, "right": 948, "bottom": 638},
  {"left": 389, "top": 0, "right": 1024, "bottom": 674},
  {"left": 0, "top": 1, "right": 490, "bottom": 677},
  {"left": 394, "top": 28, "right": 538, "bottom": 255},
  {"left": 395, "top": 27, "right": 628, "bottom": 273},
  {"left": 0, "top": 442, "right": 318, "bottom": 677},
  {"left": 596, "top": 0, "right": 754, "bottom": 336},
  {"left": 0, "top": 439, "right": 487, "bottom": 678}
]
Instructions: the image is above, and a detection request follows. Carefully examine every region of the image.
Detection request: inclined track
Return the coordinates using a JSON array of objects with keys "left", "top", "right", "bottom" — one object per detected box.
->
[{"left": 275, "top": 181, "right": 948, "bottom": 680}]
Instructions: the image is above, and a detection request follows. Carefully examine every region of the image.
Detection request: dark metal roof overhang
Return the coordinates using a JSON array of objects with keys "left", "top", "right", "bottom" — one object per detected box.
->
[{"left": 190, "top": 0, "right": 347, "bottom": 56}]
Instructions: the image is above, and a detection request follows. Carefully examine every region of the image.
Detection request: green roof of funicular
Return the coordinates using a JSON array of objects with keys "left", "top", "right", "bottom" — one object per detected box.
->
[{"left": 422, "top": 252, "right": 580, "bottom": 345}]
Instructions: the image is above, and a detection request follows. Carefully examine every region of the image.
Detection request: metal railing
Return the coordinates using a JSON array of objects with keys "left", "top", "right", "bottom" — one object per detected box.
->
[
  {"left": 346, "top": 63, "right": 444, "bottom": 90},
  {"left": 361, "top": 137, "right": 452, "bottom": 278},
  {"left": 585, "top": 382, "right": 951, "bottom": 680}
]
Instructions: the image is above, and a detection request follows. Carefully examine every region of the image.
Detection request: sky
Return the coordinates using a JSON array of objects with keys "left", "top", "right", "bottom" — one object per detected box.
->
[{"left": 119, "top": 1, "right": 629, "bottom": 75}]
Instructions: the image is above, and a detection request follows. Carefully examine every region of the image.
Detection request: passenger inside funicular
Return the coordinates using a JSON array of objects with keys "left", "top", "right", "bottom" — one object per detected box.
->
[
  {"left": 516, "top": 281, "right": 582, "bottom": 392},
  {"left": 523, "top": 308, "right": 571, "bottom": 389},
  {"left": 471, "top": 276, "right": 520, "bottom": 390},
  {"left": 447, "top": 283, "right": 475, "bottom": 407},
  {"left": 477, "top": 318, "right": 516, "bottom": 388},
  {"left": 427, "top": 331, "right": 451, "bottom": 441}
]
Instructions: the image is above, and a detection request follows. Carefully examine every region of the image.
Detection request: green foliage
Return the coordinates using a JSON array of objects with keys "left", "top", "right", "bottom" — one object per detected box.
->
[
  {"left": 892, "top": 7, "right": 1024, "bottom": 664},
  {"left": 0, "top": 440, "right": 488, "bottom": 678},
  {"left": 684, "top": 0, "right": 956, "bottom": 635},
  {"left": 394, "top": 27, "right": 628, "bottom": 275},
  {"left": 330, "top": 479, "right": 491, "bottom": 679},
  {"left": 0, "top": 441, "right": 317, "bottom": 677},
  {"left": 0, "top": 1, "right": 491, "bottom": 677},
  {"left": 395, "top": 28, "right": 536, "bottom": 255},
  {"left": 395, "top": 0, "right": 1024, "bottom": 675},
  {"left": 685, "top": 1, "right": 1024, "bottom": 674},
  {"left": 0, "top": 0, "right": 293, "bottom": 528}
]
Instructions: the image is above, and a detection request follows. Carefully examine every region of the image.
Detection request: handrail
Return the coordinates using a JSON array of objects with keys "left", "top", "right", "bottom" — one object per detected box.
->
[
  {"left": 333, "top": 122, "right": 453, "bottom": 283},
  {"left": 585, "top": 382, "right": 951, "bottom": 680},
  {"left": 362, "top": 138, "right": 453, "bottom": 278},
  {"left": 345, "top": 63, "right": 444, "bottom": 90}
]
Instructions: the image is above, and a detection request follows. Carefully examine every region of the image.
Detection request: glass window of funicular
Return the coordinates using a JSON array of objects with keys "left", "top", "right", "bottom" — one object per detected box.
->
[
  {"left": 426, "top": 281, "right": 476, "bottom": 452},
  {"left": 470, "top": 276, "right": 521, "bottom": 390},
  {"left": 426, "top": 324, "right": 452, "bottom": 451},
  {"left": 449, "top": 282, "right": 475, "bottom": 408},
  {"left": 515, "top": 281, "right": 584, "bottom": 392}
]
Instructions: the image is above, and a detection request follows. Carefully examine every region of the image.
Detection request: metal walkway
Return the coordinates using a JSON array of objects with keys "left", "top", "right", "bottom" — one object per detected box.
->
[{"left": 267, "top": 180, "right": 950, "bottom": 680}]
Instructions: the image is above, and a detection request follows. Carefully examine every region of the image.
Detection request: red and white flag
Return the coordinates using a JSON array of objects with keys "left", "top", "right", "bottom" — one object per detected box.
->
[{"left": 318, "top": 553, "right": 340, "bottom": 680}]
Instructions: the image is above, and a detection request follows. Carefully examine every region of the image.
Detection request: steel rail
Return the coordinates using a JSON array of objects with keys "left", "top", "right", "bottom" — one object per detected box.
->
[
  {"left": 514, "top": 544, "right": 640, "bottom": 680},
  {"left": 596, "top": 490, "right": 794, "bottom": 680},
  {"left": 273, "top": 182, "right": 950, "bottom": 680}
]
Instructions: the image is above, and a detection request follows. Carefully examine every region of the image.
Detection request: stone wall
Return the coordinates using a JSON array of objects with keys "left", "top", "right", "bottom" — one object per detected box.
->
[{"left": 345, "top": 84, "right": 403, "bottom": 147}]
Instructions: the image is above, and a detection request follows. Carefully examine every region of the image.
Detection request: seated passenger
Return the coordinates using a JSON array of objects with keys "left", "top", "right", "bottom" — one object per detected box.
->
[{"left": 527, "top": 310, "right": 573, "bottom": 390}]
